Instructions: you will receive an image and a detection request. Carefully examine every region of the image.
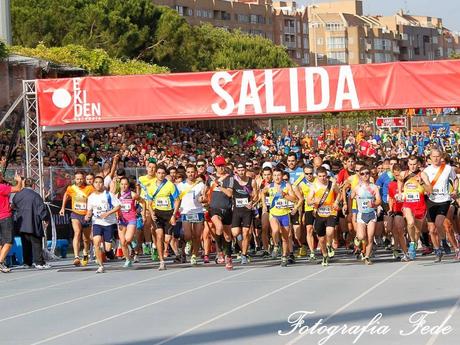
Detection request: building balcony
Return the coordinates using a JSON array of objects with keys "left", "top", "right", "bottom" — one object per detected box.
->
[
  {"left": 393, "top": 46, "right": 400, "bottom": 53},
  {"left": 284, "top": 41, "right": 297, "bottom": 49},
  {"left": 284, "top": 26, "right": 296, "bottom": 34}
]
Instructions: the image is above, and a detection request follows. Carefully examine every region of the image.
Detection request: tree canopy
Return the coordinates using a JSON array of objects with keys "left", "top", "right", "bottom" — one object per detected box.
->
[
  {"left": 11, "top": 0, "right": 294, "bottom": 72},
  {"left": 0, "top": 41, "right": 7, "bottom": 59}
]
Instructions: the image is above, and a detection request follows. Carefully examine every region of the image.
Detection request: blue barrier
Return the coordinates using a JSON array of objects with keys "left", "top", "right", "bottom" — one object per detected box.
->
[
  {"left": 6, "top": 237, "right": 23, "bottom": 266},
  {"left": 47, "top": 239, "right": 69, "bottom": 258}
]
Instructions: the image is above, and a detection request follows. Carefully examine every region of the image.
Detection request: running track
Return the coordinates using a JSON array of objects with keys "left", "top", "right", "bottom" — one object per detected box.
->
[{"left": 1, "top": 250, "right": 459, "bottom": 345}]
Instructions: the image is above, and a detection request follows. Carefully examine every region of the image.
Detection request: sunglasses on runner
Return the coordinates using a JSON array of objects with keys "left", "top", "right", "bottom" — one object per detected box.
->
[
  {"left": 196, "top": 164, "right": 205, "bottom": 168},
  {"left": 360, "top": 171, "right": 370, "bottom": 176}
]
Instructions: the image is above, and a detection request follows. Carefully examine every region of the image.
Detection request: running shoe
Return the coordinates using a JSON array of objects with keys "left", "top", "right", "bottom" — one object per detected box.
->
[
  {"left": 392, "top": 249, "right": 400, "bottom": 260},
  {"left": 81, "top": 255, "right": 89, "bottom": 267},
  {"left": 185, "top": 241, "right": 192, "bottom": 256},
  {"left": 321, "top": 256, "right": 329, "bottom": 267},
  {"left": 0, "top": 262, "right": 11, "bottom": 273},
  {"left": 354, "top": 237, "right": 361, "bottom": 247},
  {"left": 401, "top": 254, "right": 410, "bottom": 262},
  {"left": 158, "top": 261, "right": 166, "bottom": 271},
  {"left": 271, "top": 246, "right": 279, "bottom": 260},
  {"left": 288, "top": 253, "right": 296, "bottom": 264},
  {"left": 442, "top": 240, "right": 451, "bottom": 255},
  {"left": 309, "top": 253, "right": 317, "bottom": 262},
  {"left": 215, "top": 253, "right": 225, "bottom": 264},
  {"left": 191, "top": 255, "right": 198, "bottom": 265},
  {"left": 327, "top": 245, "right": 335, "bottom": 258},
  {"left": 96, "top": 266, "right": 105, "bottom": 273},
  {"left": 408, "top": 242, "right": 416, "bottom": 260},
  {"left": 142, "top": 243, "right": 151, "bottom": 256},
  {"left": 364, "top": 257, "right": 373, "bottom": 265},
  {"left": 73, "top": 257, "right": 81, "bottom": 267},
  {"left": 151, "top": 248, "right": 159, "bottom": 262},
  {"left": 203, "top": 255, "right": 210, "bottom": 264},
  {"left": 434, "top": 248, "right": 443, "bottom": 263},
  {"left": 422, "top": 246, "right": 433, "bottom": 256},
  {"left": 133, "top": 254, "right": 139, "bottom": 263},
  {"left": 123, "top": 259, "right": 133, "bottom": 268},
  {"left": 34, "top": 263, "right": 51, "bottom": 270},
  {"left": 261, "top": 251, "right": 271, "bottom": 258},
  {"left": 280, "top": 256, "right": 288, "bottom": 267},
  {"left": 241, "top": 255, "right": 248, "bottom": 265},
  {"left": 225, "top": 256, "right": 233, "bottom": 270},
  {"left": 455, "top": 249, "right": 460, "bottom": 261},
  {"left": 106, "top": 250, "right": 115, "bottom": 261},
  {"left": 236, "top": 251, "right": 242, "bottom": 260}
]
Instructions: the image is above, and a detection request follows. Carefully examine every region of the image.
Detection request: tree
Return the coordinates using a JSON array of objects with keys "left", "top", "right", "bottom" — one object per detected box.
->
[
  {"left": 10, "top": 44, "right": 168, "bottom": 75},
  {"left": 0, "top": 40, "right": 7, "bottom": 59}
]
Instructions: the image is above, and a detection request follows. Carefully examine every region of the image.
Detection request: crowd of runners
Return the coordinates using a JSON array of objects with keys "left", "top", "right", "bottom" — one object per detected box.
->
[{"left": 56, "top": 144, "right": 460, "bottom": 273}]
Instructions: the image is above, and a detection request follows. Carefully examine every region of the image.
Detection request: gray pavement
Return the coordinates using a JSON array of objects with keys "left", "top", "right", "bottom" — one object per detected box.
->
[{"left": 1, "top": 250, "right": 459, "bottom": 345}]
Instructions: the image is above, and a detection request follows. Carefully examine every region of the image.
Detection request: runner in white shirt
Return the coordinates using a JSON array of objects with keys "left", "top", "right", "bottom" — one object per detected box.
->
[
  {"left": 423, "top": 149, "right": 458, "bottom": 262},
  {"left": 175, "top": 165, "right": 206, "bottom": 265},
  {"left": 85, "top": 176, "right": 121, "bottom": 273}
]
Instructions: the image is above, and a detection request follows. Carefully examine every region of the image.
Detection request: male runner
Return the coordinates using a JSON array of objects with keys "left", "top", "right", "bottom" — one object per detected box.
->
[
  {"left": 298, "top": 165, "right": 316, "bottom": 261},
  {"left": 147, "top": 165, "right": 180, "bottom": 270},
  {"left": 231, "top": 163, "right": 258, "bottom": 264},
  {"left": 424, "top": 148, "right": 458, "bottom": 262},
  {"left": 60, "top": 171, "right": 94, "bottom": 266}
]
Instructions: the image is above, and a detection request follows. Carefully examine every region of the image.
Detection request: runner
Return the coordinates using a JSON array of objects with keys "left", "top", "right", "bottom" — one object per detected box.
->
[
  {"left": 285, "top": 153, "right": 305, "bottom": 260},
  {"left": 60, "top": 171, "right": 94, "bottom": 267},
  {"left": 298, "top": 165, "right": 316, "bottom": 261},
  {"left": 262, "top": 168, "right": 298, "bottom": 267},
  {"left": 351, "top": 166, "right": 381, "bottom": 265},
  {"left": 231, "top": 163, "right": 258, "bottom": 264},
  {"left": 117, "top": 177, "right": 140, "bottom": 268},
  {"left": 400, "top": 156, "right": 431, "bottom": 260},
  {"left": 85, "top": 176, "right": 121, "bottom": 273},
  {"left": 147, "top": 165, "right": 180, "bottom": 271},
  {"left": 424, "top": 148, "right": 458, "bottom": 262},
  {"left": 388, "top": 164, "right": 409, "bottom": 262},
  {"left": 203, "top": 156, "right": 234, "bottom": 270},
  {"left": 137, "top": 161, "right": 157, "bottom": 261},
  {"left": 257, "top": 165, "right": 273, "bottom": 257},
  {"left": 307, "top": 167, "right": 340, "bottom": 267},
  {"left": 176, "top": 164, "right": 206, "bottom": 265}
]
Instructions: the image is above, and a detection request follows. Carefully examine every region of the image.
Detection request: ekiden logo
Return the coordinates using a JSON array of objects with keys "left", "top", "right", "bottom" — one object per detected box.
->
[{"left": 51, "top": 78, "right": 102, "bottom": 120}]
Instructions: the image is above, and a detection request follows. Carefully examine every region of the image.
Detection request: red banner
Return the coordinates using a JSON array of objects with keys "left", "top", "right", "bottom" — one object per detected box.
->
[
  {"left": 376, "top": 117, "right": 407, "bottom": 128},
  {"left": 36, "top": 60, "right": 460, "bottom": 130}
]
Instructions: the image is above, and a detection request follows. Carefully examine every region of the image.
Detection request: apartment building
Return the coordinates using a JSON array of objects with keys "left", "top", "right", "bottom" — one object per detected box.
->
[
  {"left": 377, "top": 11, "right": 445, "bottom": 61},
  {"left": 272, "top": 1, "right": 309, "bottom": 65},
  {"left": 154, "top": 0, "right": 274, "bottom": 40},
  {"left": 307, "top": 6, "right": 399, "bottom": 65}
]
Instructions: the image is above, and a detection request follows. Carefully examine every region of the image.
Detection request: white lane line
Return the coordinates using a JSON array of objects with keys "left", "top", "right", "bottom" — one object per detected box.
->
[
  {"left": 152, "top": 267, "right": 330, "bottom": 345},
  {"left": 425, "top": 295, "right": 460, "bottom": 345},
  {"left": 29, "top": 268, "right": 256, "bottom": 345},
  {"left": 285, "top": 263, "right": 410, "bottom": 345},
  {"left": 0, "top": 268, "right": 188, "bottom": 323},
  {"left": 0, "top": 275, "right": 97, "bottom": 300}
]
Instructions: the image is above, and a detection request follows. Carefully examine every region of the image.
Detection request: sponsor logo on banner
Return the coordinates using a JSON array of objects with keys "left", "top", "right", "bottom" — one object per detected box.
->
[
  {"left": 51, "top": 78, "right": 102, "bottom": 121},
  {"left": 376, "top": 117, "right": 407, "bottom": 128}
]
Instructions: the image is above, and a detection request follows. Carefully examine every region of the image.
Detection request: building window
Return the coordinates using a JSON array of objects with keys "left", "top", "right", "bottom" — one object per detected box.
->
[
  {"left": 327, "top": 52, "right": 347, "bottom": 64},
  {"left": 375, "top": 52, "right": 386, "bottom": 63},
  {"left": 327, "top": 37, "right": 346, "bottom": 49},
  {"left": 238, "top": 14, "right": 249, "bottom": 23},
  {"left": 175, "top": 6, "right": 184, "bottom": 16},
  {"left": 326, "top": 23, "right": 344, "bottom": 31},
  {"left": 432, "top": 36, "right": 438, "bottom": 44},
  {"left": 196, "top": 9, "right": 213, "bottom": 19},
  {"left": 187, "top": 8, "right": 193, "bottom": 16},
  {"left": 374, "top": 38, "right": 383, "bottom": 50},
  {"left": 250, "top": 14, "right": 257, "bottom": 24}
]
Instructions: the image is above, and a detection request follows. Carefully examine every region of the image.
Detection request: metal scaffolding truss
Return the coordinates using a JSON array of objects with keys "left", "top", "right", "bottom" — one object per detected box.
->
[{"left": 23, "top": 80, "right": 44, "bottom": 197}]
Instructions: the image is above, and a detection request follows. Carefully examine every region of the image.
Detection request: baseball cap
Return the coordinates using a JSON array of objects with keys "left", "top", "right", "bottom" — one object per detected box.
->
[{"left": 214, "top": 156, "right": 226, "bottom": 166}]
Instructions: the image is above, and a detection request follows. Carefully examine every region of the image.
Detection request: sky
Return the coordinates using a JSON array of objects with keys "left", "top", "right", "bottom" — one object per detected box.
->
[{"left": 299, "top": 0, "right": 460, "bottom": 32}]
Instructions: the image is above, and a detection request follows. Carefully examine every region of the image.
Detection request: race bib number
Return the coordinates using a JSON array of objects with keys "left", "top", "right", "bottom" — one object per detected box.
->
[
  {"left": 405, "top": 192, "right": 420, "bottom": 202},
  {"left": 121, "top": 203, "right": 132, "bottom": 212},
  {"left": 360, "top": 200, "right": 370, "bottom": 210},
  {"left": 317, "top": 206, "right": 331, "bottom": 217},
  {"left": 275, "top": 199, "right": 289, "bottom": 209},
  {"left": 432, "top": 187, "right": 447, "bottom": 195},
  {"left": 155, "top": 198, "right": 170, "bottom": 208},
  {"left": 185, "top": 213, "right": 199, "bottom": 222},
  {"left": 74, "top": 202, "right": 87, "bottom": 211},
  {"left": 235, "top": 198, "right": 249, "bottom": 207}
]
